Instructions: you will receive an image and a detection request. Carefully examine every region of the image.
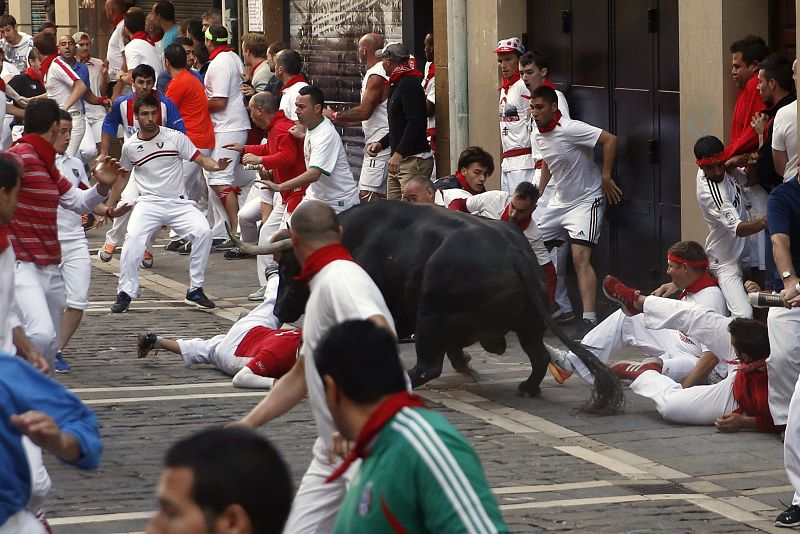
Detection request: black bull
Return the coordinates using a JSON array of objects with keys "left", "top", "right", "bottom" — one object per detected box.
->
[{"left": 235, "top": 201, "right": 623, "bottom": 414}]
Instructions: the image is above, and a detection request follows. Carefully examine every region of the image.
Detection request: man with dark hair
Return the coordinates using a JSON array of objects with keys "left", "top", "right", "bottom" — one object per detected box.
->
[
  {"left": 0, "top": 14, "right": 33, "bottom": 72},
  {"left": 265, "top": 41, "right": 288, "bottom": 98},
  {"left": 726, "top": 35, "right": 769, "bottom": 158},
  {"left": 8, "top": 98, "right": 123, "bottom": 366},
  {"left": 367, "top": 42, "right": 432, "bottom": 200},
  {"left": 156, "top": 37, "right": 203, "bottom": 92},
  {"left": 110, "top": 94, "right": 230, "bottom": 313},
  {"left": 261, "top": 85, "right": 358, "bottom": 214},
  {"left": 151, "top": 0, "right": 178, "bottom": 47},
  {"left": 772, "top": 59, "right": 798, "bottom": 182},
  {"left": 148, "top": 427, "right": 292, "bottom": 534},
  {"left": 530, "top": 84, "right": 619, "bottom": 336},
  {"left": 317, "top": 319, "right": 507, "bottom": 533},
  {"left": 433, "top": 145, "right": 491, "bottom": 207},
  {"left": 237, "top": 201, "right": 394, "bottom": 532},
  {"left": 241, "top": 33, "right": 270, "bottom": 94},
  {"left": 548, "top": 241, "right": 729, "bottom": 386},
  {"left": 275, "top": 48, "right": 307, "bottom": 120},
  {"left": 184, "top": 19, "right": 204, "bottom": 46},
  {"left": 120, "top": 9, "right": 164, "bottom": 84}
]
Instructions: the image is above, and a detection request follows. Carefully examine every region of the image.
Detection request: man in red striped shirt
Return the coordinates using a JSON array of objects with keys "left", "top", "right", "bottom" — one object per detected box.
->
[{"left": 8, "top": 98, "right": 123, "bottom": 367}]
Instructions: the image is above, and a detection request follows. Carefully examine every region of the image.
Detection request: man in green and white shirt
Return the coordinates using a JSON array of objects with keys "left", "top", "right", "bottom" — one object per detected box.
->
[{"left": 316, "top": 320, "right": 507, "bottom": 534}]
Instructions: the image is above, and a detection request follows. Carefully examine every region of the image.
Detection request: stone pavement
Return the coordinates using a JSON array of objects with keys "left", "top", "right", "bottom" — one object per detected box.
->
[{"left": 38, "top": 228, "right": 793, "bottom": 533}]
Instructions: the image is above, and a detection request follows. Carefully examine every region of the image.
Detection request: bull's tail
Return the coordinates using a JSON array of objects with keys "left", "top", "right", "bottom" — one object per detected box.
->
[{"left": 514, "top": 251, "right": 624, "bottom": 415}]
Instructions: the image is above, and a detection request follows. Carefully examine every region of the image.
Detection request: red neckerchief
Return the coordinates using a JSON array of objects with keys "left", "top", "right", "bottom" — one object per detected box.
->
[
  {"left": 26, "top": 66, "right": 43, "bottom": 83},
  {"left": 541, "top": 79, "right": 557, "bottom": 90},
  {"left": 326, "top": 391, "right": 426, "bottom": 483},
  {"left": 249, "top": 59, "right": 265, "bottom": 78},
  {"left": 679, "top": 270, "right": 718, "bottom": 300},
  {"left": 14, "top": 134, "right": 58, "bottom": 181},
  {"left": 387, "top": 63, "right": 423, "bottom": 86},
  {"left": 423, "top": 62, "right": 435, "bottom": 90},
  {"left": 455, "top": 171, "right": 480, "bottom": 195},
  {"left": 501, "top": 203, "right": 532, "bottom": 231},
  {"left": 40, "top": 54, "right": 57, "bottom": 80},
  {"left": 125, "top": 90, "right": 162, "bottom": 127},
  {"left": 113, "top": 13, "right": 124, "bottom": 26},
  {"left": 537, "top": 110, "right": 562, "bottom": 134},
  {"left": 280, "top": 74, "right": 307, "bottom": 93},
  {"left": 294, "top": 243, "right": 353, "bottom": 284},
  {"left": 209, "top": 45, "right": 234, "bottom": 61},
  {"left": 499, "top": 70, "right": 521, "bottom": 94},
  {"left": 129, "top": 31, "right": 156, "bottom": 46},
  {"left": 732, "top": 359, "right": 767, "bottom": 402}
]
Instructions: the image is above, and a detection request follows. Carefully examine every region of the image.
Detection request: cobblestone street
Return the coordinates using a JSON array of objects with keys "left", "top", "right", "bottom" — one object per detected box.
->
[{"left": 41, "top": 229, "right": 794, "bottom": 533}]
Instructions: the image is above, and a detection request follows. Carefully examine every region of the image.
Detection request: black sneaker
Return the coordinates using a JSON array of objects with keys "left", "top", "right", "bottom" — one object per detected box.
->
[
  {"left": 185, "top": 287, "right": 215, "bottom": 309},
  {"left": 213, "top": 238, "right": 236, "bottom": 251},
  {"left": 165, "top": 239, "right": 186, "bottom": 252},
  {"left": 776, "top": 505, "right": 800, "bottom": 527},
  {"left": 571, "top": 318, "right": 597, "bottom": 341},
  {"left": 554, "top": 311, "right": 577, "bottom": 325},
  {"left": 111, "top": 291, "right": 132, "bottom": 313},
  {"left": 137, "top": 332, "right": 159, "bottom": 358},
  {"left": 224, "top": 247, "right": 250, "bottom": 260},
  {"left": 178, "top": 241, "right": 192, "bottom": 255}
]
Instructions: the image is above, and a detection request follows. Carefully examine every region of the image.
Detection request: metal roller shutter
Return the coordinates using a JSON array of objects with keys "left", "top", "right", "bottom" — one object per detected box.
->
[
  {"left": 130, "top": 0, "right": 214, "bottom": 25},
  {"left": 289, "top": 0, "right": 403, "bottom": 180},
  {"left": 32, "top": 0, "right": 48, "bottom": 32}
]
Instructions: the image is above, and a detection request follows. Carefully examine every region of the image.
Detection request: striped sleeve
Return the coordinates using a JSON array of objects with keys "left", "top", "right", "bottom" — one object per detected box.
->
[{"left": 53, "top": 58, "right": 79, "bottom": 82}]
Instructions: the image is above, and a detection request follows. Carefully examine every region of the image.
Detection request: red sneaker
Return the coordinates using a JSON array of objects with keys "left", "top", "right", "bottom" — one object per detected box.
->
[
  {"left": 610, "top": 358, "right": 663, "bottom": 381},
  {"left": 603, "top": 275, "right": 641, "bottom": 316}
]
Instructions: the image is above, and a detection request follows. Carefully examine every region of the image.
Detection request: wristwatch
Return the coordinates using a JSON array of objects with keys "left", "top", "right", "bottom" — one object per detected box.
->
[{"left": 782, "top": 270, "right": 795, "bottom": 280}]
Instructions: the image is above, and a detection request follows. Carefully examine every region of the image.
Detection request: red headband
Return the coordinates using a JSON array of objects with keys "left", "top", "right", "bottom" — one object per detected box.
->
[
  {"left": 667, "top": 254, "right": 709, "bottom": 268},
  {"left": 696, "top": 151, "right": 725, "bottom": 167}
]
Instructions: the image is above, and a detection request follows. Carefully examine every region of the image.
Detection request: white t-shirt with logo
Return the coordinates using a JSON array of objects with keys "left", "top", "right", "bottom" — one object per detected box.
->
[
  {"left": 534, "top": 116, "right": 604, "bottom": 206},
  {"left": 362, "top": 62, "right": 388, "bottom": 144},
  {"left": 45, "top": 58, "right": 83, "bottom": 114},
  {"left": 772, "top": 100, "right": 798, "bottom": 181},
  {"left": 696, "top": 168, "right": 749, "bottom": 267},
  {"left": 303, "top": 117, "right": 359, "bottom": 207},
  {"left": 124, "top": 39, "right": 164, "bottom": 77},
  {"left": 279, "top": 79, "right": 308, "bottom": 121},
  {"left": 499, "top": 76, "right": 533, "bottom": 172},
  {"left": 204, "top": 50, "right": 250, "bottom": 133},
  {"left": 120, "top": 127, "right": 200, "bottom": 201},
  {"left": 56, "top": 154, "right": 91, "bottom": 242}
]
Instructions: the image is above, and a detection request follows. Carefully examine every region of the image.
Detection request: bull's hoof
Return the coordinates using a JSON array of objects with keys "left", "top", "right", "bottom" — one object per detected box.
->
[
  {"left": 517, "top": 379, "right": 541, "bottom": 398},
  {"left": 448, "top": 350, "right": 477, "bottom": 381}
]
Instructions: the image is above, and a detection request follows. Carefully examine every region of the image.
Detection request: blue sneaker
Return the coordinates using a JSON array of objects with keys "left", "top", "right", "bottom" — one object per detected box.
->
[
  {"left": 54, "top": 351, "right": 72, "bottom": 373},
  {"left": 185, "top": 287, "right": 215, "bottom": 309}
]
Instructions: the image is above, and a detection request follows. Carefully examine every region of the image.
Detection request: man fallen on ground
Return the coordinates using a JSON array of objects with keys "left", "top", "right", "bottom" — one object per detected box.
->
[
  {"left": 136, "top": 271, "right": 300, "bottom": 389},
  {"left": 317, "top": 319, "right": 508, "bottom": 533}
]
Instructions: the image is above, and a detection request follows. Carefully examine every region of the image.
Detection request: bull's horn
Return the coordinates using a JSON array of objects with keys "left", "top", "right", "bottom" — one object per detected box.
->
[{"left": 225, "top": 222, "right": 293, "bottom": 255}]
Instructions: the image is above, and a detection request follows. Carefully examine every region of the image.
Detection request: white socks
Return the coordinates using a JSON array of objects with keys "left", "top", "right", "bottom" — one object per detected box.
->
[{"left": 232, "top": 366, "right": 275, "bottom": 389}]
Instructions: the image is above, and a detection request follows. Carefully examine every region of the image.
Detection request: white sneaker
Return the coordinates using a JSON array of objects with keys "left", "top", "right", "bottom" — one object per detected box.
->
[{"left": 248, "top": 286, "right": 266, "bottom": 301}]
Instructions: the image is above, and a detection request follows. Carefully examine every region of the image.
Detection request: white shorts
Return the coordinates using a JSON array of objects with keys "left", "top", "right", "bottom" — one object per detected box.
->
[
  {"left": 359, "top": 149, "right": 390, "bottom": 194},
  {"left": 536, "top": 196, "right": 606, "bottom": 247},
  {"left": 207, "top": 130, "right": 247, "bottom": 186},
  {"left": 59, "top": 238, "right": 91, "bottom": 310}
]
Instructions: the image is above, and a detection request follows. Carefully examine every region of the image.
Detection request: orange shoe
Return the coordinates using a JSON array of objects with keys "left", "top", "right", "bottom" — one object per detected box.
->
[
  {"left": 98, "top": 243, "right": 115, "bottom": 262},
  {"left": 545, "top": 342, "right": 573, "bottom": 384},
  {"left": 141, "top": 251, "right": 154, "bottom": 268}
]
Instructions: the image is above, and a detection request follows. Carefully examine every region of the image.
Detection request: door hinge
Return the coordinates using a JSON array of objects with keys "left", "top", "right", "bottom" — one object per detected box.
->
[
  {"left": 648, "top": 139, "right": 659, "bottom": 164},
  {"left": 561, "top": 10, "right": 572, "bottom": 34},
  {"left": 647, "top": 8, "right": 659, "bottom": 33}
]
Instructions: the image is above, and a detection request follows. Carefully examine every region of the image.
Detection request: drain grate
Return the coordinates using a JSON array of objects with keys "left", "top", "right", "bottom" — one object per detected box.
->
[{"left": 619, "top": 482, "right": 694, "bottom": 495}]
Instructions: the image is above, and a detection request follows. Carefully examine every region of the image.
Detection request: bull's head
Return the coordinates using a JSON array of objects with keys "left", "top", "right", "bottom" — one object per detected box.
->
[{"left": 226, "top": 224, "right": 310, "bottom": 323}]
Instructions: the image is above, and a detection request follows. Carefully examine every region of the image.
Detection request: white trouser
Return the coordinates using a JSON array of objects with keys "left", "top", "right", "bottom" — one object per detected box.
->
[
  {"left": 118, "top": 200, "right": 211, "bottom": 296},
  {"left": 60, "top": 238, "right": 91, "bottom": 310},
  {"left": 22, "top": 437, "right": 51, "bottom": 513},
  {"left": 79, "top": 116, "right": 99, "bottom": 164},
  {"left": 14, "top": 262, "right": 65, "bottom": 366},
  {"left": 783, "top": 366, "right": 800, "bottom": 506},
  {"left": 205, "top": 130, "right": 249, "bottom": 239},
  {"left": 178, "top": 277, "right": 280, "bottom": 375},
  {"left": 631, "top": 369, "right": 738, "bottom": 425},
  {"left": 66, "top": 112, "right": 85, "bottom": 158},
  {"left": 500, "top": 167, "right": 535, "bottom": 195},
  {"left": 238, "top": 185, "right": 265, "bottom": 244},
  {"left": 185, "top": 148, "right": 211, "bottom": 209},
  {"left": 0, "top": 246, "right": 19, "bottom": 354},
  {"left": 1, "top": 114, "right": 12, "bottom": 150},
  {"left": 0, "top": 510, "right": 47, "bottom": 534},
  {"left": 552, "top": 243, "right": 572, "bottom": 313},
  {"left": 104, "top": 179, "right": 155, "bottom": 252},
  {"left": 283, "top": 437, "right": 355, "bottom": 534},
  {"left": 709, "top": 260, "right": 752, "bottom": 318},
  {"left": 767, "top": 307, "right": 800, "bottom": 425},
  {"left": 256, "top": 193, "right": 287, "bottom": 288}
]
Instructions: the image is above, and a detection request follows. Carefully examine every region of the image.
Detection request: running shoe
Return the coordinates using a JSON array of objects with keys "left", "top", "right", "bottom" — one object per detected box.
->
[
  {"left": 610, "top": 358, "right": 663, "bottom": 381},
  {"left": 99, "top": 243, "right": 115, "bottom": 262},
  {"left": 178, "top": 241, "right": 192, "bottom": 255},
  {"left": 224, "top": 247, "right": 250, "bottom": 260},
  {"left": 544, "top": 343, "right": 573, "bottom": 384},
  {"left": 111, "top": 291, "right": 132, "bottom": 313},
  {"left": 213, "top": 238, "right": 236, "bottom": 251},
  {"left": 185, "top": 287, "right": 216, "bottom": 309},
  {"left": 602, "top": 275, "right": 641, "bottom": 316},
  {"left": 54, "top": 351, "right": 72, "bottom": 373},
  {"left": 248, "top": 286, "right": 266, "bottom": 301},
  {"left": 137, "top": 332, "right": 159, "bottom": 358},
  {"left": 165, "top": 239, "right": 186, "bottom": 252},
  {"left": 141, "top": 251, "right": 154, "bottom": 268},
  {"left": 775, "top": 504, "right": 800, "bottom": 528}
]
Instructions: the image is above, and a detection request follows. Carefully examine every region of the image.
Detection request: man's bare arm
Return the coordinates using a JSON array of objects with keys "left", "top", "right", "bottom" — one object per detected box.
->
[
  {"left": 680, "top": 351, "right": 720, "bottom": 388},
  {"left": 238, "top": 356, "right": 308, "bottom": 428},
  {"left": 326, "top": 75, "right": 387, "bottom": 123}
]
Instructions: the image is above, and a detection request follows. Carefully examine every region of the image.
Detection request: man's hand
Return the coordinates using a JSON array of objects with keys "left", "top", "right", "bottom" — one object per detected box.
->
[
  {"left": 780, "top": 283, "right": 800, "bottom": 307},
  {"left": 388, "top": 152, "right": 402, "bottom": 174},
  {"left": 241, "top": 84, "right": 255, "bottom": 97},
  {"left": 108, "top": 203, "right": 133, "bottom": 218},
  {"left": 241, "top": 153, "right": 262, "bottom": 166},
  {"left": 92, "top": 156, "right": 124, "bottom": 186},
  {"left": 258, "top": 179, "right": 283, "bottom": 192},
  {"left": 725, "top": 153, "right": 749, "bottom": 170},
  {"left": 117, "top": 70, "right": 132, "bottom": 86},
  {"left": 100, "top": 60, "right": 109, "bottom": 76},
  {"left": 16, "top": 96, "right": 29, "bottom": 108},
  {"left": 751, "top": 112, "right": 769, "bottom": 138},
  {"left": 714, "top": 412, "right": 747, "bottom": 433},
  {"left": 214, "top": 157, "right": 232, "bottom": 171},
  {"left": 744, "top": 280, "right": 762, "bottom": 294},
  {"left": 223, "top": 142, "right": 245, "bottom": 153},
  {"left": 20, "top": 347, "right": 49, "bottom": 374},
  {"left": 651, "top": 282, "right": 678, "bottom": 297},
  {"left": 366, "top": 142, "right": 382, "bottom": 157},
  {"left": 328, "top": 431, "right": 355, "bottom": 463},
  {"left": 322, "top": 106, "right": 335, "bottom": 120},
  {"left": 11, "top": 411, "right": 64, "bottom": 450},
  {"left": 602, "top": 176, "right": 622, "bottom": 204},
  {"left": 289, "top": 123, "right": 306, "bottom": 139},
  {"left": 257, "top": 167, "right": 273, "bottom": 181}
]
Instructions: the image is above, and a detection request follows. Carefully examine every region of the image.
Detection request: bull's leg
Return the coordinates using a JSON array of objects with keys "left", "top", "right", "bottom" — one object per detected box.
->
[
  {"left": 517, "top": 328, "right": 550, "bottom": 398},
  {"left": 407, "top": 323, "right": 448, "bottom": 388},
  {"left": 447, "top": 348, "right": 479, "bottom": 382}
]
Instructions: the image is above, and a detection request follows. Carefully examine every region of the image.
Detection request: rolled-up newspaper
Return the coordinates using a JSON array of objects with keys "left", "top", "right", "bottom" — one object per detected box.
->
[{"left": 748, "top": 292, "right": 787, "bottom": 308}]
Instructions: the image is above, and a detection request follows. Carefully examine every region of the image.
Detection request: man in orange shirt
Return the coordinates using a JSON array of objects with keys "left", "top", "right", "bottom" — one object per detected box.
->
[
  {"left": 725, "top": 36, "right": 769, "bottom": 159},
  {"left": 165, "top": 43, "right": 215, "bottom": 253}
]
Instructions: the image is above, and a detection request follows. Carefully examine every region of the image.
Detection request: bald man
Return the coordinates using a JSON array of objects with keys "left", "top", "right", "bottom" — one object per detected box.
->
[
  {"left": 236, "top": 200, "right": 396, "bottom": 533},
  {"left": 402, "top": 176, "right": 435, "bottom": 204},
  {"left": 323, "top": 33, "right": 390, "bottom": 202},
  {"left": 105, "top": 0, "right": 127, "bottom": 85}
]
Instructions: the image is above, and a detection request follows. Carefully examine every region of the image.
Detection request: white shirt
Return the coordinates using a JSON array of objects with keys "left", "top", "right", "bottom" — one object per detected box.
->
[
  {"left": 530, "top": 88, "right": 570, "bottom": 163},
  {"left": 107, "top": 19, "right": 126, "bottom": 82},
  {"left": 303, "top": 259, "right": 395, "bottom": 448},
  {"left": 465, "top": 190, "right": 551, "bottom": 266},
  {"left": 124, "top": 39, "right": 164, "bottom": 77},
  {"left": 120, "top": 127, "right": 199, "bottom": 201},
  {"left": 434, "top": 187, "right": 471, "bottom": 208},
  {"left": 279, "top": 78, "right": 308, "bottom": 121},
  {"left": 1, "top": 33, "right": 32, "bottom": 73},
  {"left": 361, "top": 62, "right": 389, "bottom": 144},
  {"left": 499, "top": 76, "right": 533, "bottom": 172},
  {"left": 304, "top": 118, "right": 359, "bottom": 206},
  {"left": 422, "top": 61, "right": 435, "bottom": 134},
  {"left": 82, "top": 58, "right": 106, "bottom": 121},
  {"left": 56, "top": 154, "right": 91, "bottom": 242},
  {"left": 695, "top": 168, "right": 749, "bottom": 267},
  {"left": 45, "top": 57, "right": 82, "bottom": 113},
  {"left": 772, "top": 100, "right": 797, "bottom": 181},
  {"left": 204, "top": 50, "right": 250, "bottom": 132},
  {"left": 679, "top": 285, "right": 730, "bottom": 375},
  {"left": 0, "top": 239, "right": 21, "bottom": 355},
  {"left": 534, "top": 116, "right": 603, "bottom": 206}
]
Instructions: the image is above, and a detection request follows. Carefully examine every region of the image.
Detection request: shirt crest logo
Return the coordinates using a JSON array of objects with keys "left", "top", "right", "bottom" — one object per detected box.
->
[
  {"left": 357, "top": 482, "right": 372, "bottom": 517},
  {"left": 72, "top": 168, "right": 79, "bottom": 178},
  {"left": 156, "top": 141, "right": 164, "bottom": 148},
  {"left": 136, "top": 145, "right": 144, "bottom": 151}
]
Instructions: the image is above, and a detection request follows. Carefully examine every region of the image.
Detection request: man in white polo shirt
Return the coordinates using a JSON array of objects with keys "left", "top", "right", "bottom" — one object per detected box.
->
[
  {"left": 119, "top": 10, "right": 164, "bottom": 86},
  {"left": 237, "top": 201, "right": 396, "bottom": 532},
  {"left": 261, "top": 85, "right": 359, "bottom": 214},
  {"left": 204, "top": 24, "right": 252, "bottom": 247},
  {"left": 531, "top": 85, "right": 620, "bottom": 339},
  {"left": 104, "top": 0, "right": 126, "bottom": 88},
  {"left": 275, "top": 49, "right": 307, "bottom": 120},
  {"left": 34, "top": 33, "right": 88, "bottom": 157}
]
